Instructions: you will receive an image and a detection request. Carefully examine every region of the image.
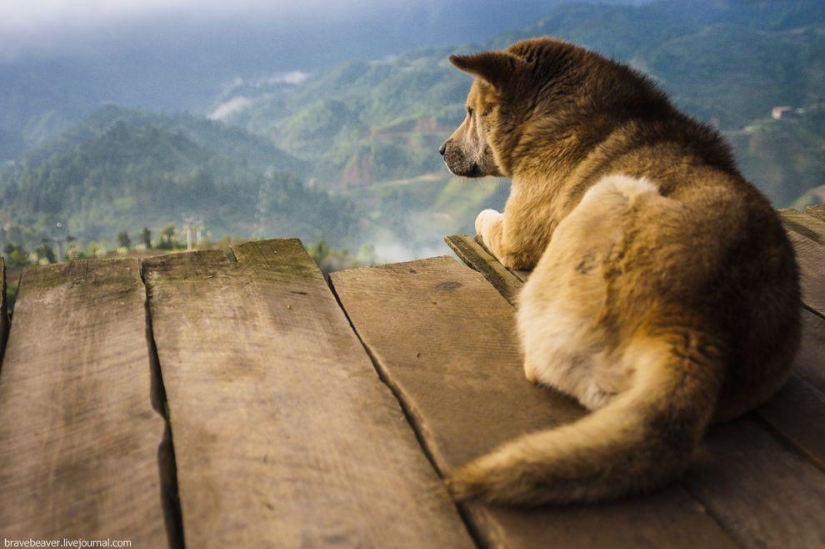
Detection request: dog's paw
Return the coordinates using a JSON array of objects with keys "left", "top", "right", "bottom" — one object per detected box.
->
[
  {"left": 474, "top": 209, "right": 502, "bottom": 239},
  {"left": 524, "top": 360, "right": 539, "bottom": 384}
]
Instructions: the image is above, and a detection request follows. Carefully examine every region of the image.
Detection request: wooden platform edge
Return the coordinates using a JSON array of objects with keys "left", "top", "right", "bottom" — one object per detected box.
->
[
  {"left": 805, "top": 204, "right": 825, "bottom": 224},
  {"left": 780, "top": 209, "right": 825, "bottom": 246},
  {"left": 0, "top": 257, "right": 7, "bottom": 367},
  {"left": 444, "top": 235, "right": 523, "bottom": 305}
]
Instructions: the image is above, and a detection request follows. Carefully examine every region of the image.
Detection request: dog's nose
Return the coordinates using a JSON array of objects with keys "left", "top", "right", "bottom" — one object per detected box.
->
[{"left": 439, "top": 141, "right": 447, "bottom": 156}]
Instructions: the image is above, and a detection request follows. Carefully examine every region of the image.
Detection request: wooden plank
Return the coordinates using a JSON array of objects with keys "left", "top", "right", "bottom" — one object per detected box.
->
[
  {"left": 330, "top": 257, "right": 739, "bottom": 549},
  {"left": 445, "top": 235, "right": 524, "bottom": 305},
  {"left": 806, "top": 204, "right": 825, "bottom": 223},
  {"left": 786, "top": 230, "right": 825, "bottom": 317},
  {"left": 0, "top": 259, "right": 169, "bottom": 544},
  {"left": 753, "top": 308, "right": 825, "bottom": 469},
  {"left": 794, "top": 309, "right": 825, "bottom": 394},
  {"left": 0, "top": 257, "right": 7, "bottom": 365},
  {"left": 758, "top": 374, "right": 825, "bottom": 469},
  {"left": 684, "top": 417, "right": 825, "bottom": 549},
  {"left": 780, "top": 209, "right": 825, "bottom": 245},
  {"left": 144, "top": 240, "right": 474, "bottom": 549}
]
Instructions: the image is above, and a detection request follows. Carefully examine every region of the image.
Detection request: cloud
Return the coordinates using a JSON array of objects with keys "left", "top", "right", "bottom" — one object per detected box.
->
[
  {"left": 267, "top": 71, "right": 310, "bottom": 86},
  {"left": 207, "top": 96, "right": 253, "bottom": 121}
]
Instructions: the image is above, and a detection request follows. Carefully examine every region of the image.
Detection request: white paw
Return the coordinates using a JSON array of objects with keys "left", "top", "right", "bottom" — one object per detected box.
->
[
  {"left": 475, "top": 209, "right": 502, "bottom": 238},
  {"left": 524, "top": 362, "right": 539, "bottom": 385}
]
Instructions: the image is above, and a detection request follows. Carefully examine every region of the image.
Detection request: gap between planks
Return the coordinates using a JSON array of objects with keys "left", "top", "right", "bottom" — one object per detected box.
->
[
  {"left": 142, "top": 239, "right": 475, "bottom": 549},
  {"left": 0, "top": 259, "right": 170, "bottom": 545}
]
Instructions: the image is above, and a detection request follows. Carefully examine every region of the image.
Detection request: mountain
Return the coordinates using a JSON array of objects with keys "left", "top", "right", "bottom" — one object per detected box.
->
[
  {"left": 0, "top": 108, "right": 363, "bottom": 252},
  {"left": 25, "top": 106, "right": 311, "bottom": 177},
  {"left": 0, "top": 0, "right": 652, "bottom": 161},
  {"left": 1, "top": 0, "right": 823, "bottom": 264},
  {"left": 212, "top": 0, "right": 824, "bottom": 210}
]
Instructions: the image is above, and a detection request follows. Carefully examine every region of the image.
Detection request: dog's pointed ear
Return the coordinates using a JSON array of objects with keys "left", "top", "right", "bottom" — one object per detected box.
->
[{"left": 449, "top": 51, "right": 522, "bottom": 90}]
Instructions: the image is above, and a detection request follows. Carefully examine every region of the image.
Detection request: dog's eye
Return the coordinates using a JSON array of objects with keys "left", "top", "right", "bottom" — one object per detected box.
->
[{"left": 466, "top": 107, "right": 474, "bottom": 118}]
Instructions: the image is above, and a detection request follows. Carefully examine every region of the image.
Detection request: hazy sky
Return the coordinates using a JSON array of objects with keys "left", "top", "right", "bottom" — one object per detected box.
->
[
  {"left": 0, "top": 0, "right": 595, "bottom": 114},
  {"left": 1, "top": 0, "right": 421, "bottom": 34}
]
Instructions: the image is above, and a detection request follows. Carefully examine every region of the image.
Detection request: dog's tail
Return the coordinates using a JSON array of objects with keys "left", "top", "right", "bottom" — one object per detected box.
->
[{"left": 448, "top": 327, "right": 724, "bottom": 505}]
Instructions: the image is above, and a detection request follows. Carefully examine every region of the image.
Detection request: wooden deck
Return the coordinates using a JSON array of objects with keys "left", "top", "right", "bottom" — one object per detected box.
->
[{"left": 1, "top": 207, "right": 824, "bottom": 549}]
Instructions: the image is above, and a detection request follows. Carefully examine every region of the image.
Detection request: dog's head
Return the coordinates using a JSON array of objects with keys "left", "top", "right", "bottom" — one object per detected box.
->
[
  {"left": 439, "top": 51, "right": 519, "bottom": 178},
  {"left": 440, "top": 38, "right": 590, "bottom": 178}
]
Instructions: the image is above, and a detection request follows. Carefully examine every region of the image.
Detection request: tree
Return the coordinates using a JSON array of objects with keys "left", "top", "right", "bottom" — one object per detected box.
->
[
  {"left": 157, "top": 224, "right": 180, "bottom": 250},
  {"left": 3, "top": 244, "right": 31, "bottom": 269},
  {"left": 117, "top": 231, "right": 131, "bottom": 249},
  {"left": 141, "top": 227, "right": 152, "bottom": 249},
  {"left": 35, "top": 243, "right": 56, "bottom": 264}
]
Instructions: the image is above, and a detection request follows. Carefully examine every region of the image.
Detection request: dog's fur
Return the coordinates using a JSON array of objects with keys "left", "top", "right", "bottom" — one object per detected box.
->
[{"left": 440, "top": 37, "right": 801, "bottom": 506}]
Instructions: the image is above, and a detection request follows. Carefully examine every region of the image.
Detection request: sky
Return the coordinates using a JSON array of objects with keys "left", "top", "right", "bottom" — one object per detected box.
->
[
  {"left": 0, "top": 0, "right": 398, "bottom": 28},
  {"left": 0, "top": 0, "right": 645, "bottom": 124},
  {"left": 0, "top": 0, "right": 434, "bottom": 52},
  {"left": 0, "top": 0, "right": 593, "bottom": 62}
]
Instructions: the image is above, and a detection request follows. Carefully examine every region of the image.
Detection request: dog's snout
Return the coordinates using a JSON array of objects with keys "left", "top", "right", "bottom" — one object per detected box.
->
[{"left": 439, "top": 141, "right": 448, "bottom": 156}]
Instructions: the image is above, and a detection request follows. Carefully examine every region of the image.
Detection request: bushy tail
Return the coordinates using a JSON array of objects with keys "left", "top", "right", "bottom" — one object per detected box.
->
[{"left": 448, "top": 329, "right": 724, "bottom": 505}]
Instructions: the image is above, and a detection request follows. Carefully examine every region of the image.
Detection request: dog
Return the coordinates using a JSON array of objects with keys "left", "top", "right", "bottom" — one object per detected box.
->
[{"left": 439, "top": 37, "right": 801, "bottom": 505}]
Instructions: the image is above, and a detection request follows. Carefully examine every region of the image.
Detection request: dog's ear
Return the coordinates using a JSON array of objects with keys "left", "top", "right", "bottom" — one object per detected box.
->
[{"left": 449, "top": 51, "right": 522, "bottom": 91}]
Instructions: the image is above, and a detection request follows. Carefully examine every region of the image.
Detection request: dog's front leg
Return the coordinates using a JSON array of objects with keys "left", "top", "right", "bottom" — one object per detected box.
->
[{"left": 475, "top": 208, "right": 511, "bottom": 265}]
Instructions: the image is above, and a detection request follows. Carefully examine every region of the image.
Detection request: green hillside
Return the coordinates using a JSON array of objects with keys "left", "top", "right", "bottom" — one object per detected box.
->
[
  {"left": 2, "top": 0, "right": 823, "bottom": 267},
  {"left": 212, "top": 0, "right": 825, "bottom": 214},
  {"left": 0, "top": 109, "right": 364, "bottom": 253}
]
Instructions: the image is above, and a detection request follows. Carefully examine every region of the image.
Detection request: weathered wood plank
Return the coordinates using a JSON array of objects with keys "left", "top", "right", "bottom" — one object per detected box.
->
[
  {"left": 144, "top": 240, "right": 474, "bottom": 549},
  {"left": 780, "top": 209, "right": 825, "bottom": 245},
  {"left": 445, "top": 235, "right": 524, "bottom": 305},
  {"left": 0, "top": 259, "right": 168, "bottom": 544},
  {"left": 684, "top": 417, "right": 825, "bottom": 549},
  {"left": 0, "top": 257, "right": 7, "bottom": 365},
  {"left": 757, "top": 308, "right": 825, "bottom": 469},
  {"left": 794, "top": 309, "right": 825, "bottom": 394},
  {"left": 330, "top": 257, "right": 739, "bottom": 549},
  {"left": 786, "top": 230, "right": 825, "bottom": 317},
  {"left": 758, "top": 374, "right": 825, "bottom": 470}
]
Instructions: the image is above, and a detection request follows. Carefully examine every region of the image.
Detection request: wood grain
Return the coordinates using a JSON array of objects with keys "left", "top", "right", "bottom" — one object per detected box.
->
[
  {"left": 684, "top": 417, "right": 825, "bottom": 549},
  {"left": 786, "top": 230, "right": 825, "bottom": 317},
  {"left": 331, "top": 257, "right": 739, "bottom": 549},
  {"left": 780, "top": 209, "right": 825, "bottom": 245},
  {"left": 758, "top": 309, "right": 825, "bottom": 469},
  {"left": 0, "top": 259, "right": 168, "bottom": 544},
  {"left": 144, "top": 240, "right": 474, "bottom": 549}
]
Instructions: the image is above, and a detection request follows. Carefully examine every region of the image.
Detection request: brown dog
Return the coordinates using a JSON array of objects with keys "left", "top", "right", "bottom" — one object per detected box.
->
[{"left": 440, "top": 37, "right": 800, "bottom": 505}]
